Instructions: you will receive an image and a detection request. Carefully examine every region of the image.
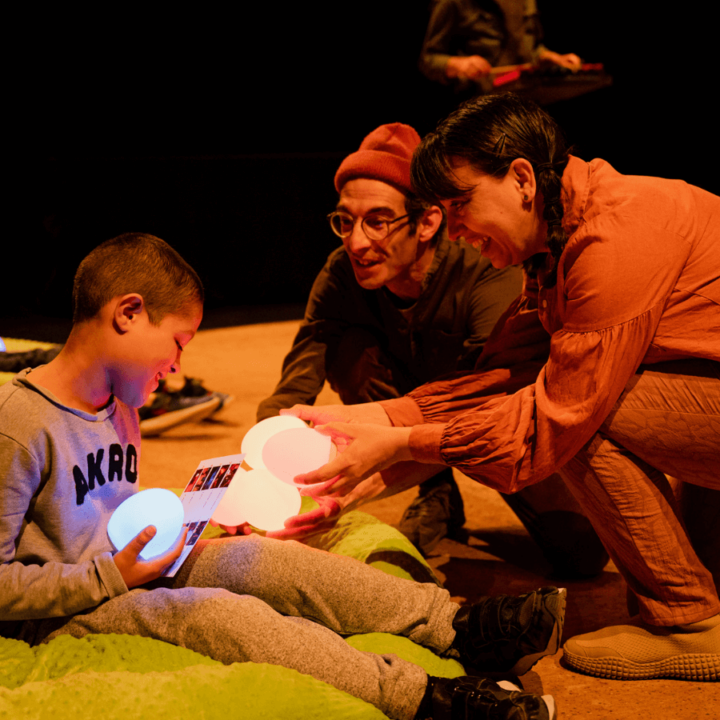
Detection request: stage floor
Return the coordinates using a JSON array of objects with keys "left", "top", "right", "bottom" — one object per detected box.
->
[{"left": 140, "top": 320, "right": 719, "bottom": 719}]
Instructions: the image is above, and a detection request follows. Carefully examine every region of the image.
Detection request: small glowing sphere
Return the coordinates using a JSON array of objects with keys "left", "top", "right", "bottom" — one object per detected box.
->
[
  {"left": 262, "top": 426, "right": 332, "bottom": 485},
  {"left": 212, "top": 468, "right": 301, "bottom": 531},
  {"left": 241, "top": 415, "right": 307, "bottom": 470},
  {"left": 107, "top": 488, "right": 184, "bottom": 561}
]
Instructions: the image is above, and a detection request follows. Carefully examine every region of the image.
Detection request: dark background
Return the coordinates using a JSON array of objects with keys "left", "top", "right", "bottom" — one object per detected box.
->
[{"left": 7, "top": 3, "right": 716, "bottom": 341}]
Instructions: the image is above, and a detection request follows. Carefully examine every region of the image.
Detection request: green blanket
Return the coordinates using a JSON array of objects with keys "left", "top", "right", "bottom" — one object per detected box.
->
[{"left": 1, "top": 510, "right": 464, "bottom": 719}]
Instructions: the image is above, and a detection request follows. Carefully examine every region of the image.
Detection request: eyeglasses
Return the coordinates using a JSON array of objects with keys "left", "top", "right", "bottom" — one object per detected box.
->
[{"left": 327, "top": 211, "right": 410, "bottom": 242}]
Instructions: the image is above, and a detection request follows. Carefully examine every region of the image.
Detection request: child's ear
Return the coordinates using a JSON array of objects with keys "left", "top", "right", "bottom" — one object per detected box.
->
[{"left": 114, "top": 294, "right": 146, "bottom": 333}]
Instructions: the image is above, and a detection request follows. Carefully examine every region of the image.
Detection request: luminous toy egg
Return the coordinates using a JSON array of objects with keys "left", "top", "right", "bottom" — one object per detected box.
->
[
  {"left": 107, "top": 488, "right": 184, "bottom": 561},
  {"left": 241, "top": 415, "right": 307, "bottom": 470},
  {"left": 212, "top": 468, "right": 301, "bottom": 531},
  {"left": 261, "top": 426, "right": 333, "bottom": 485}
]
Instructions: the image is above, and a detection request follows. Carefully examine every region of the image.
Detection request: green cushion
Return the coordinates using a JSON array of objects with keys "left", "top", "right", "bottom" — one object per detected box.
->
[
  {"left": 0, "top": 495, "right": 459, "bottom": 718},
  {"left": 0, "top": 635, "right": 387, "bottom": 720},
  {"left": 0, "top": 631, "right": 463, "bottom": 719}
]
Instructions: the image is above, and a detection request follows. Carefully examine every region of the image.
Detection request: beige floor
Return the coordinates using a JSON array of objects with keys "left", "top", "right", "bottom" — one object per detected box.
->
[{"left": 141, "top": 320, "right": 720, "bottom": 719}]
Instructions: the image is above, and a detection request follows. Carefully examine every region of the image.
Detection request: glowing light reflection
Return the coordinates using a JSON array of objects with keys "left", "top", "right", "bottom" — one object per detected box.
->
[
  {"left": 107, "top": 488, "right": 184, "bottom": 560},
  {"left": 213, "top": 468, "right": 301, "bottom": 531},
  {"left": 241, "top": 415, "right": 307, "bottom": 470}
]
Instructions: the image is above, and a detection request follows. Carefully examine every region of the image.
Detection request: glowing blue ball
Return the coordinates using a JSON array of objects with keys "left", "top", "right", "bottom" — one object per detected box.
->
[{"left": 107, "top": 488, "right": 184, "bottom": 561}]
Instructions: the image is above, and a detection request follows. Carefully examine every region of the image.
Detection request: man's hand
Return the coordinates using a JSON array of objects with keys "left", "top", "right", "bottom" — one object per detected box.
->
[
  {"left": 267, "top": 472, "right": 389, "bottom": 541},
  {"left": 266, "top": 460, "right": 449, "bottom": 542},
  {"left": 209, "top": 519, "right": 253, "bottom": 535},
  {"left": 113, "top": 525, "right": 188, "bottom": 588},
  {"left": 538, "top": 50, "right": 582, "bottom": 70},
  {"left": 266, "top": 496, "right": 343, "bottom": 541},
  {"left": 446, "top": 55, "right": 492, "bottom": 80},
  {"left": 280, "top": 402, "right": 392, "bottom": 428}
]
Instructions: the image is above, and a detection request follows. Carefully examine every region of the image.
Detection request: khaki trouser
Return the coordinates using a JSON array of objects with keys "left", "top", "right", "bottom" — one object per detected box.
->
[{"left": 559, "top": 359, "right": 720, "bottom": 626}]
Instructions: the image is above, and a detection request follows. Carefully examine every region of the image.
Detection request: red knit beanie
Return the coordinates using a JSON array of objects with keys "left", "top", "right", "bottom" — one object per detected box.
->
[{"left": 334, "top": 123, "right": 421, "bottom": 193}]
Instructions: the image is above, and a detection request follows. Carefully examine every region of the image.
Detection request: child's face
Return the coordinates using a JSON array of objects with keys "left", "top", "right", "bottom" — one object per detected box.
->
[{"left": 111, "top": 303, "right": 203, "bottom": 408}]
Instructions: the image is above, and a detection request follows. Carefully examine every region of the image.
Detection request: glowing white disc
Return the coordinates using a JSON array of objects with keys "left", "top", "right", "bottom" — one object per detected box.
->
[
  {"left": 211, "top": 467, "right": 250, "bottom": 526},
  {"left": 262, "top": 426, "right": 332, "bottom": 485},
  {"left": 211, "top": 467, "right": 301, "bottom": 531},
  {"left": 107, "top": 488, "right": 184, "bottom": 561},
  {"left": 241, "top": 415, "right": 307, "bottom": 470}
]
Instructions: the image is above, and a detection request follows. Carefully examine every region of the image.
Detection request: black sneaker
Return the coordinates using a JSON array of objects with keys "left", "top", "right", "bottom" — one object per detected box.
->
[
  {"left": 178, "top": 376, "right": 234, "bottom": 414},
  {"left": 139, "top": 388, "right": 221, "bottom": 436},
  {"left": 450, "top": 587, "right": 566, "bottom": 675},
  {"left": 416, "top": 675, "right": 555, "bottom": 720},
  {"left": 398, "top": 469, "right": 466, "bottom": 555}
]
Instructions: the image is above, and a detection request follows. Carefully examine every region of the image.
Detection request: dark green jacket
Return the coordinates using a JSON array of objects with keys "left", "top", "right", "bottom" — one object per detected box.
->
[{"left": 257, "top": 236, "right": 522, "bottom": 420}]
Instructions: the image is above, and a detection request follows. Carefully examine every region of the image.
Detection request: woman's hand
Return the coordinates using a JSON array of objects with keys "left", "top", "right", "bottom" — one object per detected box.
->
[
  {"left": 264, "top": 422, "right": 413, "bottom": 542},
  {"left": 280, "top": 402, "right": 392, "bottom": 428},
  {"left": 113, "top": 525, "right": 188, "bottom": 588},
  {"left": 209, "top": 519, "right": 252, "bottom": 535},
  {"left": 293, "top": 423, "right": 413, "bottom": 491}
]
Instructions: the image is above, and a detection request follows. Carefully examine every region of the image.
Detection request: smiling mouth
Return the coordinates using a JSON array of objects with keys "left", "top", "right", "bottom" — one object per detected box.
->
[
  {"left": 352, "top": 256, "right": 381, "bottom": 268},
  {"left": 461, "top": 235, "right": 491, "bottom": 253}
]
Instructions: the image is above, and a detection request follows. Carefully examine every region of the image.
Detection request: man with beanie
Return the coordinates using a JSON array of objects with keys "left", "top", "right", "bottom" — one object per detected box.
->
[{"left": 257, "top": 124, "right": 606, "bottom": 576}]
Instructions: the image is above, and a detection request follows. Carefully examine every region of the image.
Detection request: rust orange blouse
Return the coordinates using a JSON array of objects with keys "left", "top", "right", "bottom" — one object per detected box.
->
[{"left": 379, "top": 156, "right": 720, "bottom": 493}]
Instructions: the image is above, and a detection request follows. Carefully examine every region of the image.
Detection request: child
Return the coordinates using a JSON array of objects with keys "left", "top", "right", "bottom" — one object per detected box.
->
[{"left": 0, "top": 233, "right": 563, "bottom": 720}]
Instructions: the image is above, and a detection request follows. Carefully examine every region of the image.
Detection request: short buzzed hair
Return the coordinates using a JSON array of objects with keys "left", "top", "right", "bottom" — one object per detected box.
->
[{"left": 72, "top": 233, "right": 204, "bottom": 324}]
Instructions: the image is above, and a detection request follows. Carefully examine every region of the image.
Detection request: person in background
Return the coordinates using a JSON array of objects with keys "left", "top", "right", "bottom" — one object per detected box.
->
[{"left": 419, "top": 0, "right": 580, "bottom": 92}]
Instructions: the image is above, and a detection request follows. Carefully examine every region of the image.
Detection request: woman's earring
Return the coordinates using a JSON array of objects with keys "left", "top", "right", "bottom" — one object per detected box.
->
[{"left": 523, "top": 194, "right": 529, "bottom": 202}]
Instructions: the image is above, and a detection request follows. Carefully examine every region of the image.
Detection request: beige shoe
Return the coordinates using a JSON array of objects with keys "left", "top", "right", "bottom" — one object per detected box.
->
[{"left": 563, "top": 615, "right": 720, "bottom": 680}]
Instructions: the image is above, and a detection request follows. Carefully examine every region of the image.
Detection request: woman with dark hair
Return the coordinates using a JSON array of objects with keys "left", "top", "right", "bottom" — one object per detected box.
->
[{"left": 279, "top": 93, "right": 720, "bottom": 682}]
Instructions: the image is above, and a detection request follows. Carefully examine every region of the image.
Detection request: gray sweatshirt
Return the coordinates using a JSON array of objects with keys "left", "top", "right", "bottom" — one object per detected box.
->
[{"left": 0, "top": 370, "right": 136, "bottom": 623}]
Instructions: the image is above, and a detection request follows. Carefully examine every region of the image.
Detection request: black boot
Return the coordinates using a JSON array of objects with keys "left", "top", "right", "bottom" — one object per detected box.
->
[
  {"left": 450, "top": 587, "right": 566, "bottom": 675},
  {"left": 398, "top": 469, "right": 466, "bottom": 556},
  {"left": 415, "top": 675, "right": 554, "bottom": 720}
]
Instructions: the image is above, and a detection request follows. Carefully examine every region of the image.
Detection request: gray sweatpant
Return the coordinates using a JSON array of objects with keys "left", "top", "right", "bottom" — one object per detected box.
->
[{"left": 33, "top": 535, "right": 459, "bottom": 720}]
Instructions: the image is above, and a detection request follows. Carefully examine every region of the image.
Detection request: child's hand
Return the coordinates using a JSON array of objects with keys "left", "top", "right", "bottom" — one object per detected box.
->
[{"left": 113, "top": 525, "right": 188, "bottom": 589}]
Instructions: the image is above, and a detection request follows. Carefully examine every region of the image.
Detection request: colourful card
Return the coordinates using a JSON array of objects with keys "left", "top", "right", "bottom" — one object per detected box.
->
[{"left": 163, "top": 452, "right": 244, "bottom": 577}]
